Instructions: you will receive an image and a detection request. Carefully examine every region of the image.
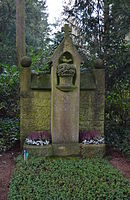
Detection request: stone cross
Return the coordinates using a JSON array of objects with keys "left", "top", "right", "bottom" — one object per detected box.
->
[{"left": 62, "top": 24, "right": 72, "bottom": 39}]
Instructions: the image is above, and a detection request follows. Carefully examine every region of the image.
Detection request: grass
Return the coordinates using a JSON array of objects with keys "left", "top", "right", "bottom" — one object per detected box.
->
[{"left": 8, "top": 156, "right": 130, "bottom": 200}]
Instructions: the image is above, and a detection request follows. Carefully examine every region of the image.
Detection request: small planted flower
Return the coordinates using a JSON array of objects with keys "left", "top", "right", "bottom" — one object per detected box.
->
[
  {"left": 82, "top": 137, "right": 104, "bottom": 145},
  {"left": 25, "top": 131, "right": 51, "bottom": 146},
  {"left": 79, "top": 130, "right": 104, "bottom": 145}
]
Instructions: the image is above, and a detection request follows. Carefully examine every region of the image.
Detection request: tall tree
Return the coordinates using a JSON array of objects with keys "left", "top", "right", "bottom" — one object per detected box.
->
[
  {"left": 64, "top": 0, "right": 130, "bottom": 126},
  {"left": 16, "top": 0, "right": 26, "bottom": 66},
  {"left": 0, "top": 0, "right": 50, "bottom": 66},
  {"left": 0, "top": 0, "right": 16, "bottom": 64},
  {"left": 64, "top": 0, "right": 130, "bottom": 86}
]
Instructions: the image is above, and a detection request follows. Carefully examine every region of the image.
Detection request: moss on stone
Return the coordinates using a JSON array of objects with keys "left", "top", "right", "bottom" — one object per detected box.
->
[
  {"left": 80, "top": 72, "right": 96, "bottom": 90},
  {"left": 23, "top": 143, "right": 105, "bottom": 158},
  {"left": 23, "top": 144, "right": 53, "bottom": 157},
  {"left": 52, "top": 144, "right": 80, "bottom": 156},
  {"left": 20, "top": 91, "right": 51, "bottom": 145},
  {"left": 20, "top": 25, "right": 105, "bottom": 151},
  {"left": 80, "top": 144, "right": 105, "bottom": 158},
  {"left": 31, "top": 73, "right": 51, "bottom": 90}
]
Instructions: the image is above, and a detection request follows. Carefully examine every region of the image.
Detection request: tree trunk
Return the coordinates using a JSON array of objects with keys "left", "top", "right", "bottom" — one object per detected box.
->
[
  {"left": 16, "top": 0, "right": 26, "bottom": 67},
  {"left": 103, "top": 0, "right": 109, "bottom": 47},
  {"left": 103, "top": 0, "right": 109, "bottom": 87}
]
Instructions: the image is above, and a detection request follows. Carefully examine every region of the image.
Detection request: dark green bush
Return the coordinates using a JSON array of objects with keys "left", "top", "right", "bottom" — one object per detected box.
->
[
  {"left": 105, "top": 81, "right": 130, "bottom": 158},
  {"left": 8, "top": 157, "right": 130, "bottom": 200},
  {"left": 105, "top": 122, "right": 130, "bottom": 158},
  {"left": 105, "top": 83, "right": 129, "bottom": 127},
  {"left": 0, "top": 64, "right": 19, "bottom": 118},
  {"left": 0, "top": 118, "right": 19, "bottom": 152}
]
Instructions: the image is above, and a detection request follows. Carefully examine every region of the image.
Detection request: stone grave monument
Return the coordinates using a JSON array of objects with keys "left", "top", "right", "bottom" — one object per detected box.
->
[
  {"left": 51, "top": 24, "right": 81, "bottom": 144},
  {"left": 21, "top": 24, "right": 105, "bottom": 157}
]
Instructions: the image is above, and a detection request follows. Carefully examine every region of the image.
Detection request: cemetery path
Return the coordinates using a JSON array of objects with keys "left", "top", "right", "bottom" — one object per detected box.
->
[
  {"left": 0, "top": 145, "right": 129, "bottom": 200},
  {"left": 108, "top": 150, "right": 130, "bottom": 179},
  {"left": 0, "top": 142, "right": 20, "bottom": 200}
]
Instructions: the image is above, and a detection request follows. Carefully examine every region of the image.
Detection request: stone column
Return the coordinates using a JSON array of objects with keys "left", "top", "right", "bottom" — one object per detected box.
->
[
  {"left": 51, "top": 26, "right": 81, "bottom": 144},
  {"left": 20, "top": 56, "right": 32, "bottom": 146},
  {"left": 93, "top": 59, "right": 105, "bottom": 135}
]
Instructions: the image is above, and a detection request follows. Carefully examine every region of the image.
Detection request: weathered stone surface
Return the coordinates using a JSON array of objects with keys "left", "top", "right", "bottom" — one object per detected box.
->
[
  {"left": 24, "top": 144, "right": 53, "bottom": 157},
  {"left": 20, "top": 69, "right": 105, "bottom": 145},
  {"left": 31, "top": 72, "right": 51, "bottom": 90},
  {"left": 80, "top": 72, "right": 96, "bottom": 90},
  {"left": 51, "top": 24, "right": 82, "bottom": 144},
  {"left": 94, "top": 59, "right": 104, "bottom": 69},
  {"left": 20, "top": 24, "right": 105, "bottom": 155},
  {"left": 93, "top": 69, "right": 105, "bottom": 91},
  {"left": 52, "top": 143, "right": 80, "bottom": 156},
  {"left": 21, "top": 56, "right": 32, "bottom": 68},
  {"left": 20, "top": 91, "right": 51, "bottom": 145},
  {"left": 57, "top": 63, "right": 75, "bottom": 77},
  {"left": 20, "top": 69, "right": 105, "bottom": 146},
  {"left": 20, "top": 67, "right": 31, "bottom": 94},
  {"left": 79, "top": 69, "right": 105, "bottom": 135},
  {"left": 80, "top": 144, "right": 105, "bottom": 158},
  {"left": 30, "top": 72, "right": 99, "bottom": 90},
  {"left": 23, "top": 143, "right": 105, "bottom": 158}
]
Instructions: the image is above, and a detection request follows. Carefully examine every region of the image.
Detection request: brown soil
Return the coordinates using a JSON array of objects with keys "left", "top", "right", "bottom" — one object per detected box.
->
[
  {"left": 0, "top": 142, "right": 20, "bottom": 200},
  {"left": 0, "top": 144, "right": 129, "bottom": 200},
  {"left": 108, "top": 149, "right": 130, "bottom": 179}
]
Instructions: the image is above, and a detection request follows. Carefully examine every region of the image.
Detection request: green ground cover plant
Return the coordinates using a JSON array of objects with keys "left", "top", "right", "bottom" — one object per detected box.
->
[{"left": 8, "top": 157, "right": 130, "bottom": 200}]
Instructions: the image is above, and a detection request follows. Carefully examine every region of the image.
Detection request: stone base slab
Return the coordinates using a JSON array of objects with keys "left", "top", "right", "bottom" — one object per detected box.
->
[{"left": 24, "top": 143, "right": 105, "bottom": 158}]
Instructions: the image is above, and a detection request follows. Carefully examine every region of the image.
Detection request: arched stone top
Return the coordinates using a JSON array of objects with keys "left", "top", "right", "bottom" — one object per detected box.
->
[{"left": 49, "top": 24, "right": 82, "bottom": 65}]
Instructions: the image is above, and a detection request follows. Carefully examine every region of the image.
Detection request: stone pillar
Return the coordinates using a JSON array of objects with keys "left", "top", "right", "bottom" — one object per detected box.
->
[
  {"left": 51, "top": 25, "right": 81, "bottom": 144},
  {"left": 20, "top": 56, "right": 32, "bottom": 94},
  {"left": 20, "top": 56, "right": 32, "bottom": 146},
  {"left": 93, "top": 59, "right": 105, "bottom": 135}
]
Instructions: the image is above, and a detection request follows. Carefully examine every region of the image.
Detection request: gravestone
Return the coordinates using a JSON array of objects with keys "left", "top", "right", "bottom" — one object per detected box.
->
[
  {"left": 21, "top": 24, "right": 105, "bottom": 157},
  {"left": 50, "top": 24, "right": 81, "bottom": 144}
]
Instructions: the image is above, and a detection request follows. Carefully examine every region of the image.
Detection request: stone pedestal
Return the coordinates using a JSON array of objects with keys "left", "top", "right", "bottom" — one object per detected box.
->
[
  {"left": 24, "top": 144, "right": 105, "bottom": 157},
  {"left": 52, "top": 89, "right": 79, "bottom": 143}
]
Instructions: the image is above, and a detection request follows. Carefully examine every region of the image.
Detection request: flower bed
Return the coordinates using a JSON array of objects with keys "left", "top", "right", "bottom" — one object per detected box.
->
[
  {"left": 25, "top": 131, "right": 51, "bottom": 146},
  {"left": 79, "top": 130, "right": 104, "bottom": 145},
  {"left": 82, "top": 136, "right": 104, "bottom": 144}
]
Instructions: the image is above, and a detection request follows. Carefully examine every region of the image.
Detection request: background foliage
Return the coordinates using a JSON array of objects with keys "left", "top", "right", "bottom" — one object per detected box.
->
[
  {"left": 0, "top": 64, "right": 19, "bottom": 152},
  {"left": 64, "top": 0, "right": 130, "bottom": 154},
  {"left": 0, "top": 0, "right": 62, "bottom": 151},
  {"left": 0, "top": 64, "right": 19, "bottom": 118},
  {"left": 0, "top": 0, "right": 50, "bottom": 66},
  {"left": 0, "top": 118, "right": 19, "bottom": 152}
]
